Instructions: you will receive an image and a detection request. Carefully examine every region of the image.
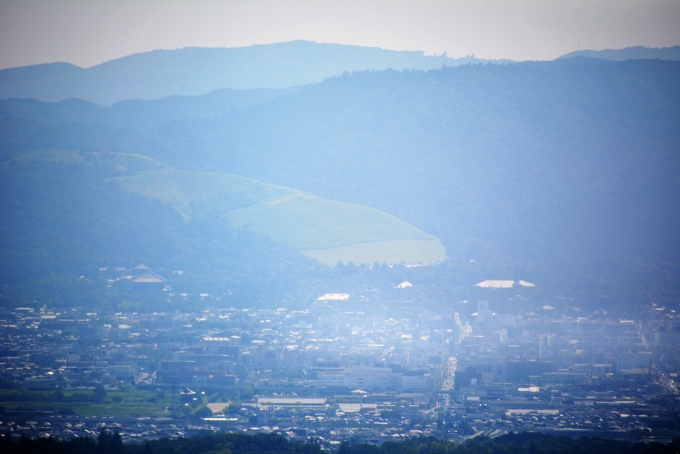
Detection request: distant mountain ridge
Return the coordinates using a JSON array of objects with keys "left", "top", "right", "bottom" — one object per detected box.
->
[
  {"left": 0, "top": 41, "right": 510, "bottom": 105},
  {"left": 558, "top": 45, "right": 680, "bottom": 61},
  {"left": 0, "top": 86, "right": 302, "bottom": 132}
]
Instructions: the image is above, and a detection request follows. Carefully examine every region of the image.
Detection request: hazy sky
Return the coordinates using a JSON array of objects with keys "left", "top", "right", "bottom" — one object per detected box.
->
[{"left": 1, "top": 0, "right": 679, "bottom": 69}]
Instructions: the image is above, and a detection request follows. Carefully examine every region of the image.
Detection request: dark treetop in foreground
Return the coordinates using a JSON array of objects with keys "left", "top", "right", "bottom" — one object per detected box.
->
[{"left": 2, "top": 431, "right": 679, "bottom": 454}]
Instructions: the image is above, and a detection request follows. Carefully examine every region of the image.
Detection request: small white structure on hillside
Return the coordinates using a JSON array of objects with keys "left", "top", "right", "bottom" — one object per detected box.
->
[
  {"left": 317, "top": 293, "right": 350, "bottom": 301},
  {"left": 475, "top": 280, "right": 535, "bottom": 288},
  {"left": 475, "top": 280, "right": 515, "bottom": 288}
]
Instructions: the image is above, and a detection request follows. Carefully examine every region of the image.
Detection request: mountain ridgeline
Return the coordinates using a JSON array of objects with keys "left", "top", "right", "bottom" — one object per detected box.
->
[
  {"left": 558, "top": 45, "right": 680, "bottom": 61},
  {"left": 0, "top": 41, "right": 507, "bottom": 105},
  {"left": 0, "top": 56, "right": 679, "bottom": 311},
  {"left": 0, "top": 86, "right": 304, "bottom": 132}
]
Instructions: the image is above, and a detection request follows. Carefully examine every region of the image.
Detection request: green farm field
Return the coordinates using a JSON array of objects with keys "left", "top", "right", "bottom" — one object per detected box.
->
[{"left": 0, "top": 389, "right": 174, "bottom": 417}]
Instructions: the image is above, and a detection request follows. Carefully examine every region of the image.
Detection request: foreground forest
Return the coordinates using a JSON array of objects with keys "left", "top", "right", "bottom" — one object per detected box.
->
[{"left": 3, "top": 431, "right": 680, "bottom": 454}]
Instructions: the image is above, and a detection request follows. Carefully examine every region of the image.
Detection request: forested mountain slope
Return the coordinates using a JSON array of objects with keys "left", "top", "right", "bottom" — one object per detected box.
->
[
  {"left": 0, "top": 86, "right": 302, "bottom": 132},
  {"left": 0, "top": 58, "right": 678, "bottom": 308},
  {"left": 150, "top": 59, "right": 680, "bottom": 300}
]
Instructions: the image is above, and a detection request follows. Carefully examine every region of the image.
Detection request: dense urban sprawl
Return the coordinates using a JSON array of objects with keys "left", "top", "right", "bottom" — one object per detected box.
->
[{"left": 1, "top": 271, "right": 679, "bottom": 447}]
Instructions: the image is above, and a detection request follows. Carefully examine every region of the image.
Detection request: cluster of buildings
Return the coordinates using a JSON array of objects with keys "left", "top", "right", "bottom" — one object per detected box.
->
[
  {"left": 1, "top": 286, "right": 680, "bottom": 445},
  {"left": 444, "top": 300, "right": 680, "bottom": 442}
]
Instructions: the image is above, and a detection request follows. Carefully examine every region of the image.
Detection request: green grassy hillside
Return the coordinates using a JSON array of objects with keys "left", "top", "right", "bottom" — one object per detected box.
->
[
  {"left": 114, "top": 168, "right": 446, "bottom": 265},
  {"left": 114, "top": 169, "right": 295, "bottom": 220},
  {"left": 5, "top": 150, "right": 446, "bottom": 265},
  {"left": 224, "top": 192, "right": 433, "bottom": 250}
]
